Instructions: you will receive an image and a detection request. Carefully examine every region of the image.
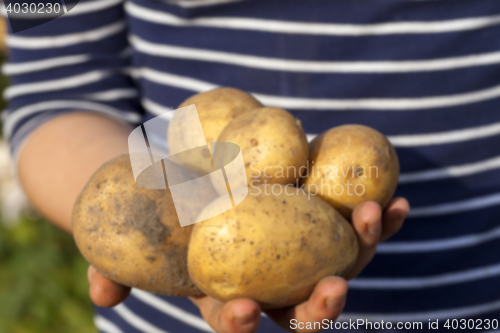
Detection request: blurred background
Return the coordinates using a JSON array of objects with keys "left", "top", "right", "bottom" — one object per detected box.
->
[{"left": 0, "top": 15, "right": 97, "bottom": 333}]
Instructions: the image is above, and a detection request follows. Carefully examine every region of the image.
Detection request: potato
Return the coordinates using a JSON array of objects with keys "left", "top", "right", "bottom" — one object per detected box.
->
[
  {"left": 215, "top": 107, "right": 309, "bottom": 190},
  {"left": 72, "top": 154, "right": 217, "bottom": 296},
  {"left": 168, "top": 87, "right": 263, "bottom": 175},
  {"left": 187, "top": 185, "right": 359, "bottom": 309},
  {"left": 301, "top": 125, "right": 399, "bottom": 219}
]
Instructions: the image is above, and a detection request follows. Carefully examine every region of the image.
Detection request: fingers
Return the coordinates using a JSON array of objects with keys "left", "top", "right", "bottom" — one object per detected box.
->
[
  {"left": 189, "top": 295, "right": 261, "bottom": 333},
  {"left": 343, "top": 201, "right": 382, "bottom": 280},
  {"left": 87, "top": 266, "right": 131, "bottom": 308},
  {"left": 265, "top": 276, "right": 348, "bottom": 332},
  {"left": 380, "top": 197, "right": 410, "bottom": 242}
]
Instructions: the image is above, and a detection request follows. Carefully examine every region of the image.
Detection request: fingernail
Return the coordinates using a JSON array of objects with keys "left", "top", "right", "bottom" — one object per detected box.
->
[
  {"left": 326, "top": 294, "right": 346, "bottom": 310},
  {"left": 87, "top": 266, "right": 95, "bottom": 284},
  {"left": 233, "top": 312, "right": 255, "bottom": 326},
  {"left": 367, "top": 215, "right": 381, "bottom": 235}
]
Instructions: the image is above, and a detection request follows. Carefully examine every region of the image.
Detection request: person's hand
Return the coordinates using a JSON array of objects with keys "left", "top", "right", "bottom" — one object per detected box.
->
[
  {"left": 87, "top": 265, "right": 131, "bottom": 307},
  {"left": 189, "top": 197, "right": 410, "bottom": 333},
  {"left": 86, "top": 197, "right": 409, "bottom": 332}
]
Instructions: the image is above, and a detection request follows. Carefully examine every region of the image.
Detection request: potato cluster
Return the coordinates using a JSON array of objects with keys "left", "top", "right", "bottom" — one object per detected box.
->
[{"left": 72, "top": 87, "right": 399, "bottom": 309}]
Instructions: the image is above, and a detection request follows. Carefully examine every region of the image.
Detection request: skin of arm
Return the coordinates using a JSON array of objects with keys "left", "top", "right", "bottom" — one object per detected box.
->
[{"left": 17, "top": 112, "right": 132, "bottom": 233}]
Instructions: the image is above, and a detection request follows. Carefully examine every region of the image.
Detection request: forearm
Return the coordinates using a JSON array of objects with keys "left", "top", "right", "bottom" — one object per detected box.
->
[{"left": 17, "top": 112, "right": 132, "bottom": 234}]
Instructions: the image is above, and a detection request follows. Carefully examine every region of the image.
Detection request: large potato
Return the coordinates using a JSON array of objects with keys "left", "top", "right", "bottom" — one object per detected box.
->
[
  {"left": 72, "top": 154, "right": 216, "bottom": 296},
  {"left": 168, "top": 87, "right": 263, "bottom": 175},
  {"left": 215, "top": 107, "right": 309, "bottom": 189},
  {"left": 301, "top": 125, "right": 399, "bottom": 219},
  {"left": 188, "top": 185, "right": 358, "bottom": 309}
]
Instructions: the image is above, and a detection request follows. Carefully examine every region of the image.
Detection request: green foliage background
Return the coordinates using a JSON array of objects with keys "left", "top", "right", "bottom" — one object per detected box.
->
[
  {"left": 0, "top": 55, "right": 97, "bottom": 332},
  {"left": 0, "top": 216, "right": 96, "bottom": 333}
]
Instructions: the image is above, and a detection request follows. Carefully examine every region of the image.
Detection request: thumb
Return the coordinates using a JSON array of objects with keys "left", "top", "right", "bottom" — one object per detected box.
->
[{"left": 88, "top": 265, "right": 131, "bottom": 307}]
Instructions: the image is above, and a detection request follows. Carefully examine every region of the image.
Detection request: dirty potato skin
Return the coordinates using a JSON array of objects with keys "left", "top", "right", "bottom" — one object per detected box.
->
[
  {"left": 168, "top": 87, "right": 263, "bottom": 175},
  {"left": 216, "top": 107, "right": 309, "bottom": 188},
  {"left": 72, "top": 155, "right": 205, "bottom": 296},
  {"left": 302, "top": 125, "right": 399, "bottom": 219},
  {"left": 188, "top": 185, "right": 359, "bottom": 309}
]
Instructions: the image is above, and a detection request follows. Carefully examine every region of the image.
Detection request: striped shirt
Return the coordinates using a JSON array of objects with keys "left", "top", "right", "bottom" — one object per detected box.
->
[{"left": 3, "top": 0, "right": 500, "bottom": 331}]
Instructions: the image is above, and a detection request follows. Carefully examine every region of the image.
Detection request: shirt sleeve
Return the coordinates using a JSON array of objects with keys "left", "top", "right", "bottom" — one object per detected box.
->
[{"left": 1, "top": 0, "right": 143, "bottom": 161}]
